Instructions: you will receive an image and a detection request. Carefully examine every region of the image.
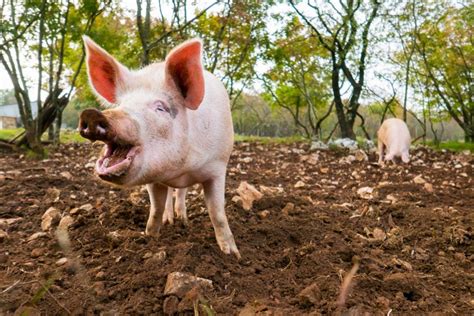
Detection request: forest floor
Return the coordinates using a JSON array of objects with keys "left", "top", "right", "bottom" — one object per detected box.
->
[{"left": 0, "top": 141, "right": 473, "bottom": 315}]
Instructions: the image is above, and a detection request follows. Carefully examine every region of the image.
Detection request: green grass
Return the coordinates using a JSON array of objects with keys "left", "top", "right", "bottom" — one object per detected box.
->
[
  {"left": 235, "top": 134, "right": 306, "bottom": 144},
  {"left": 0, "top": 128, "right": 86, "bottom": 143},
  {"left": 425, "top": 140, "right": 474, "bottom": 152},
  {"left": 0, "top": 128, "right": 23, "bottom": 140}
]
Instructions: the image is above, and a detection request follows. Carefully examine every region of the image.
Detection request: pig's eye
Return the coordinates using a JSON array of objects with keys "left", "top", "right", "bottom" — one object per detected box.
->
[{"left": 151, "top": 100, "right": 170, "bottom": 113}]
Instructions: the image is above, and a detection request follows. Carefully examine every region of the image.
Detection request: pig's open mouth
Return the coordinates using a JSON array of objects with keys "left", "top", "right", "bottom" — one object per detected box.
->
[{"left": 96, "top": 142, "right": 139, "bottom": 179}]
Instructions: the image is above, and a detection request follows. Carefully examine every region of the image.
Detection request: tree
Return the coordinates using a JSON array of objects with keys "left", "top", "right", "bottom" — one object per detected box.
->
[
  {"left": 0, "top": 0, "right": 110, "bottom": 152},
  {"left": 261, "top": 15, "right": 333, "bottom": 139},
  {"left": 289, "top": 0, "right": 381, "bottom": 139},
  {"left": 410, "top": 2, "right": 473, "bottom": 142}
]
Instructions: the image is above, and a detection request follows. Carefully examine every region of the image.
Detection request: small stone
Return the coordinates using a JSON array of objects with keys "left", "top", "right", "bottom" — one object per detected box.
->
[
  {"left": 294, "top": 181, "right": 305, "bottom": 188},
  {"left": 0, "top": 217, "right": 22, "bottom": 228},
  {"left": 27, "top": 232, "right": 48, "bottom": 242},
  {"left": 93, "top": 281, "right": 106, "bottom": 297},
  {"left": 354, "top": 150, "right": 368, "bottom": 162},
  {"left": 258, "top": 210, "right": 270, "bottom": 219},
  {"left": 85, "top": 162, "right": 95, "bottom": 169},
  {"left": 58, "top": 216, "right": 74, "bottom": 231},
  {"left": 454, "top": 252, "right": 466, "bottom": 261},
  {"left": 297, "top": 283, "right": 321, "bottom": 307},
  {"left": 0, "top": 253, "right": 8, "bottom": 264},
  {"left": 31, "top": 248, "right": 45, "bottom": 258},
  {"left": 79, "top": 203, "right": 93, "bottom": 212},
  {"left": 164, "top": 272, "right": 213, "bottom": 298},
  {"left": 56, "top": 257, "right": 68, "bottom": 266},
  {"left": 41, "top": 207, "right": 61, "bottom": 231},
  {"left": 282, "top": 202, "right": 295, "bottom": 216},
  {"left": 242, "top": 157, "right": 253, "bottom": 163},
  {"left": 96, "top": 271, "right": 106, "bottom": 279},
  {"left": 0, "top": 229, "right": 8, "bottom": 242},
  {"left": 372, "top": 228, "right": 386, "bottom": 241},
  {"left": 413, "top": 175, "right": 426, "bottom": 184},
  {"left": 235, "top": 181, "right": 263, "bottom": 211},
  {"left": 60, "top": 171, "right": 73, "bottom": 180},
  {"left": 163, "top": 296, "right": 179, "bottom": 315},
  {"left": 424, "top": 183, "right": 434, "bottom": 193},
  {"left": 320, "top": 167, "right": 329, "bottom": 174},
  {"left": 143, "top": 251, "right": 153, "bottom": 259},
  {"left": 357, "top": 187, "right": 375, "bottom": 200}
]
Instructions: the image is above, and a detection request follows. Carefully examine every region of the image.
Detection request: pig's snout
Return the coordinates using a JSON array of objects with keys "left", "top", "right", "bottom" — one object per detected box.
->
[{"left": 79, "top": 108, "right": 112, "bottom": 142}]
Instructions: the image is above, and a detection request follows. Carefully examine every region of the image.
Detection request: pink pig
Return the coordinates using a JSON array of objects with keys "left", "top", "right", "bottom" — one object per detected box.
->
[
  {"left": 377, "top": 118, "right": 411, "bottom": 164},
  {"left": 78, "top": 37, "right": 240, "bottom": 258}
]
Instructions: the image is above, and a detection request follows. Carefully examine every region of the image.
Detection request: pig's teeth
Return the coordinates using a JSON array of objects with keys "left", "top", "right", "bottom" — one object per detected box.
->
[{"left": 103, "top": 158, "right": 110, "bottom": 168}]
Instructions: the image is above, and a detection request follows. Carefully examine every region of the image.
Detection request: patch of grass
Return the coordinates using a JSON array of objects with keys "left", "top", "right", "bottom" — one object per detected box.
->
[
  {"left": 60, "top": 129, "right": 86, "bottom": 143},
  {"left": 0, "top": 128, "right": 23, "bottom": 140},
  {"left": 235, "top": 134, "right": 306, "bottom": 144},
  {"left": 425, "top": 140, "right": 474, "bottom": 152},
  {"left": 0, "top": 128, "right": 86, "bottom": 144}
]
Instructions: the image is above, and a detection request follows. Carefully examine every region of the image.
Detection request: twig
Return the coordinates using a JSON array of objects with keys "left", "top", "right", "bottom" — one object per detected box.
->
[
  {"left": 336, "top": 257, "right": 360, "bottom": 306},
  {"left": 1, "top": 280, "right": 20, "bottom": 293}
]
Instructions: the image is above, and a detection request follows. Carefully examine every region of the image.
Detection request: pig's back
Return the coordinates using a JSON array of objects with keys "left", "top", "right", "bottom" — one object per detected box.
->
[{"left": 379, "top": 118, "right": 411, "bottom": 153}]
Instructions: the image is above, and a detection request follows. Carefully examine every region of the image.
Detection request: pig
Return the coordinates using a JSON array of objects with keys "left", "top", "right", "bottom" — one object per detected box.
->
[
  {"left": 377, "top": 118, "right": 411, "bottom": 164},
  {"left": 78, "top": 36, "right": 240, "bottom": 258}
]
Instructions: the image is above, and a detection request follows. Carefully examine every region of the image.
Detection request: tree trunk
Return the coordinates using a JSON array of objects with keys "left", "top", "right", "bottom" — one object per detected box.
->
[{"left": 53, "top": 112, "right": 62, "bottom": 146}]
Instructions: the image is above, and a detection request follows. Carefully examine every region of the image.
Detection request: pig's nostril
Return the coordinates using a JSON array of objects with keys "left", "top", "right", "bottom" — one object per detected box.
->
[
  {"left": 81, "top": 122, "right": 88, "bottom": 131},
  {"left": 98, "top": 122, "right": 107, "bottom": 130}
]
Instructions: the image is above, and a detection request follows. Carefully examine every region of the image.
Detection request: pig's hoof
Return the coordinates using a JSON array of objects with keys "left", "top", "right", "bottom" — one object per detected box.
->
[
  {"left": 145, "top": 225, "right": 161, "bottom": 237},
  {"left": 162, "top": 211, "right": 174, "bottom": 225},
  {"left": 218, "top": 238, "right": 241, "bottom": 260}
]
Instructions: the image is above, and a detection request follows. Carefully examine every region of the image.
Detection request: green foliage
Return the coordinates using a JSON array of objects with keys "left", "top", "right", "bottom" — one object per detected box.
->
[{"left": 425, "top": 141, "right": 474, "bottom": 152}]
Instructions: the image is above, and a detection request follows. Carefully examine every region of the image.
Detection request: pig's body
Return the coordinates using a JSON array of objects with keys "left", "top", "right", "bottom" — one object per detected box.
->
[
  {"left": 79, "top": 37, "right": 239, "bottom": 258},
  {"left": 377, "top": 118, "right": 411, "bottom": 164}
]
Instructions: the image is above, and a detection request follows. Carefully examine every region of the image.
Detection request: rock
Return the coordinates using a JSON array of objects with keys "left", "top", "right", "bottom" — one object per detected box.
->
[
  {"left": 424, "top": 183, "right": 434, "bottom": 193},
  {"left": 31, "top": 248, "right": 45, "bottom": 258},
  {"left": 339, "top": 155, "right": 356, "bottom": 164},
  {"left": 357, "top": 187, "right": 375, "bottom": 200},
  {"left": 359, "top": 139, "right": 375, "bottom": 150},
  {"left": 95, "top": 271, "right": 106, "bottom": 280},
  {"left": 386, "top": 194, "right": 397, "bottom": 204},
  {"left": 320, "top": 167, "right": 329, "bottom": 174},
  {"left": 163, "top": 296, "right": 179, "bottom": 315},
  {"left": 259, "top": 185, "right": 283, "bottom": 195},
  {"left": 328, "top": 138, "right": 358, "bottom": 150},
  {"left": 294, "top": 181, "right": 305, "bottom": 188},
  {"left": 27, "top": 232, "right": 48, "bottom": 242},
  {"left": 354, "top": 149, "right": 368, "bottom": 162},
  {"left": 0, "top": 217, "right": 22, "bottom": 228},
  {"left": 145, "top": 250, "right": 167, "bottom": 265},
  {"left": 164, "top": 272, "right": 213, "bottom": 298},
  {"left": 413, "top": 175, "right": 426, "bottom": 184},
  {"left": 310, "top": 140, "right": 328, "bottom": 150},
  {"left": 297, "top": 283, "right": 321, "bottom": 307},
  {"left": 0, "top": 229, "right": 8, "bottom": 242},
  {"left": 41, "top": 207, "right": 61, "bottom": 231},
  {"left": 258, "top": 210, "right": 270, "bottom": 219},
  {"left": 58, "top": 216, "right": 74, "bottom": 231},
  {"left": 282, "top": 203, "right": 295, "bottom": 216},
  {"left": 242, "top": 157, "right": 253, "bottom": 163},
  {"left": 79, "top": 203, "right": 93, "bottom": 212},
  {"left": 56, "top": 257, "right": 68, "bottom": 266},
  {"left": 372, "top": 228, "right": 386, "bottom": 241},
  {"left": 235, "top": 181, "right": 263, "bottom": 211},
  {"left": 60, "top": 171, "right": 73, "bottom": 180}
]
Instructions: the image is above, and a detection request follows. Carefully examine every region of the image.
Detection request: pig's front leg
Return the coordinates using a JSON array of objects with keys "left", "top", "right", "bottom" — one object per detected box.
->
[
  {"left": 145, "top": 183, "right": 168, "bottom": 236},
  {"left": 203, "top": 176, "right": 240, "bottom": 259},
  {"left": 175, "top": 188, "right": 188, "bottom": 225},
  {"left": 162, "top": 187, "right": 175, "bottom": 225}
]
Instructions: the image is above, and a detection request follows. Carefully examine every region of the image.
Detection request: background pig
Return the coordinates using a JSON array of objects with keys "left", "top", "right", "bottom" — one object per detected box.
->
[
  {"left": 377, "top": 118, "right": 411, "bottom": 164},
  {"left": 78, "top": 36, "right": 240, "bottom": 258}
]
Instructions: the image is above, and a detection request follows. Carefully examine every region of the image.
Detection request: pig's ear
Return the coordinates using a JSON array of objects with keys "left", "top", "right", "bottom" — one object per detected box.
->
[
  {"left": 83, "top": 36, "right": 129, "bottom": 105},
  {"left": 165, "top": 39, "right": 205, "bottom": 110}
]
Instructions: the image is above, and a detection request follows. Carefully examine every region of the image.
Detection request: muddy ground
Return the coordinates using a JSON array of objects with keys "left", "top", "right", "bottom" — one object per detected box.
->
[{"left": 0, "top": 142, "right": 473, "bottom": 315}]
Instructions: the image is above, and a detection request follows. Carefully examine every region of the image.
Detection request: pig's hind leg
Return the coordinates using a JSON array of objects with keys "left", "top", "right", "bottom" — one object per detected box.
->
[
  {"left": 175, "top": 188, "right": 188, "bottom": 225},
  {"left": 162, "top": 187, "right": 175, "bottom": 225},
  {"left": 377, "top": 141, "right": 385, "bottom": 164},
  {"left": 202, "top": 175, "right": 240, "bottom": 259},
  {"left": 145, "top": 183, "right": 168, "bottom": 236}
]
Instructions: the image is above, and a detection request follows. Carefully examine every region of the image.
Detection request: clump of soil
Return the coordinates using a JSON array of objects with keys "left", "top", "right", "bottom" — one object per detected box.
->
[{"left": 0, "top": 142, "right": 472, "bottom": 314}]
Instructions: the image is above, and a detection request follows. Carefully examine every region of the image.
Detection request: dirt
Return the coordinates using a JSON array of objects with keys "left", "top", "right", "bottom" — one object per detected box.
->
[{"left": 0, "top": 142, "right": 473, "bottom": 315}]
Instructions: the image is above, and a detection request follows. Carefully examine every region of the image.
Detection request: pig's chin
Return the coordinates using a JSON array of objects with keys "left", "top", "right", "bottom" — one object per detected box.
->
[{"left": 95, "top": 142, "right": 139, "bottom": 183}]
